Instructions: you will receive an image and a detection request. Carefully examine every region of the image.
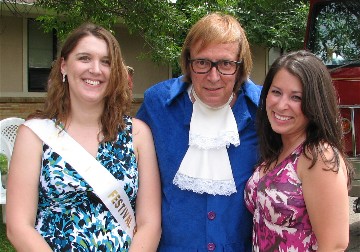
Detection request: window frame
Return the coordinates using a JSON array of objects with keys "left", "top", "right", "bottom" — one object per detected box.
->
[{"left": 27, "top": 18, "right": 57, "bottom": 92}]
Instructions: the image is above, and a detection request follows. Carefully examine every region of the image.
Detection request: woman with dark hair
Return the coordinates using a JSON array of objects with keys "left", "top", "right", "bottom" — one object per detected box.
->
[
  {"left": 245, "top": 50, "right": 353, "bottom": 251},
  {"left": 6, "top": 23, "right": 161, "bottom": 251}
]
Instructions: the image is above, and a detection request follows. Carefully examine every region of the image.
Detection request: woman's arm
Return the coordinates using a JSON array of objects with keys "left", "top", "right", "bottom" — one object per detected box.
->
[
  {"left": 130, "top": 118, "right": 161, "bottom": 251},
  {"left": 6, "top": 125, "right": 52, "bottom": 251},
  {"left": 299, "top": 145, "right": 349, "bottom": 252}
]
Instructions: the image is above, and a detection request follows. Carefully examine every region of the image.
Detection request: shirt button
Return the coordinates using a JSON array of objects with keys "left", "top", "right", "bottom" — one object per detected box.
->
[
  {"left": 207, "top": 242, "right": 216, "bottom": 251},
  {"left": 207, "top": 211, "right": 216, "bottom": 220}
]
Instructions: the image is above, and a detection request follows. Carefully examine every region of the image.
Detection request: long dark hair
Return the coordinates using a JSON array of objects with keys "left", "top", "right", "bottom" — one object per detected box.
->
[{"left": 257, "top": 50, "right": 353, "bottom": 186}]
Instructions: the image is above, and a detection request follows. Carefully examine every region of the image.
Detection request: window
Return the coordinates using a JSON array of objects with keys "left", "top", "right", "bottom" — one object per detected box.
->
[
  {"left": 308, "top": 1, "right": 360, "bottom": 67},
  {"left": 28, "top": 19, "right": 57, "bottom": 92}
]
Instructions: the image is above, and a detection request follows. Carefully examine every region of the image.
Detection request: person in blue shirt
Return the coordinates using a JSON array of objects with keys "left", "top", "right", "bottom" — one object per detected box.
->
[{"left": 137, "top": 12, "right": 262, "bottom": 251}]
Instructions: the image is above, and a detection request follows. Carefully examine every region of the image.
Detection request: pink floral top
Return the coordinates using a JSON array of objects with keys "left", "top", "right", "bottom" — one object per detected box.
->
[{"left": 244, "top": 144, "right": 318, "bottom": 251}]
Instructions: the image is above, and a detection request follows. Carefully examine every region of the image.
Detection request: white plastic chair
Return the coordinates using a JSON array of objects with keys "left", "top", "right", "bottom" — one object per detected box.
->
[
  {"left": 0, "top": 117, "right": 25, "bottom": 153},
  {"left": 0, "top": 117, "right": 25, "bottom": 223}
]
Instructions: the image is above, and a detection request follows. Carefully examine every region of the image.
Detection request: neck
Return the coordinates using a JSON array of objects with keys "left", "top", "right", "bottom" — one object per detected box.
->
[
  {"left": 280, "top": 134, "right": 306, "bottom": 157},
  {"left": 66, "top": 103, "right": 103, "bottom": 129},
  {"left": 191, "top": 88, "right": 237, "bottom": 108}
]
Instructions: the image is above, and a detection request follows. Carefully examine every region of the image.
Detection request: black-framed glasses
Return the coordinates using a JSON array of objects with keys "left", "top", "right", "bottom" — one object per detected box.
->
[{"left": 189, "top": 59, "right": 242, "bottom": 75}]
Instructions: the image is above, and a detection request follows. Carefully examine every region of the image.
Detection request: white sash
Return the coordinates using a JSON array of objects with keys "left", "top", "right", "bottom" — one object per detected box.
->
[{"left": 24, "top": 119, "right": 136, "bottom": 238}]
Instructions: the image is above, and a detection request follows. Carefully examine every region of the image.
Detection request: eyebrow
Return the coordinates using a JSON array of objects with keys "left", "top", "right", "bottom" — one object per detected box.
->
[
  {"left": 75, "top": 52, "right": 90, "bottom": 56},
  {"left": 271, "top": 85, "right": 303, "bottom": 94},
  {"left": 75, "top": 52, "right": 110, "bottom": 58}
]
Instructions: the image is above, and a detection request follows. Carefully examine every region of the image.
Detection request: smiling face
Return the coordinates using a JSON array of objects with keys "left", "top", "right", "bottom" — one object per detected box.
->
[
  {"left": 266, "top": 68, "right": 309, "bottom": 140},
  {"left": 61, "top": 35, "right": 110, "bottom": 106},
  {"left": 189, "top": 41, "right": 239, "bottom": 107}
]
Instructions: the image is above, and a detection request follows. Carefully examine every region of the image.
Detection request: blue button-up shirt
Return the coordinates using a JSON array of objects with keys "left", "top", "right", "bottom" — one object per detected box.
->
[{"left": 137, "top": 76, "right": 261, "bottom": 251}]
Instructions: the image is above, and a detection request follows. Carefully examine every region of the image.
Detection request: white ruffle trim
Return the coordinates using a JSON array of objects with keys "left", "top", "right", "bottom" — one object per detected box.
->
[
  {"left": 173, "top": 172, "right": 237, "bottom": 196},
  {"left": 189, "top": 131, "right": 240, "bottom": 149},
  {"left": 173, "top": 87, "right": 239, "bottom": 196}
]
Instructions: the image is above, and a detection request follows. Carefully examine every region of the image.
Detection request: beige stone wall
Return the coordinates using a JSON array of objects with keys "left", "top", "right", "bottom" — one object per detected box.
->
[
  {"left": 250, "top": 45, "right": 268, "bottom": 85},
  {"left": 0, "top": 97, "right": 143, "bottom": 121},
  {"left": 0, "top": 97, "right": 44, "bottom": 120}
]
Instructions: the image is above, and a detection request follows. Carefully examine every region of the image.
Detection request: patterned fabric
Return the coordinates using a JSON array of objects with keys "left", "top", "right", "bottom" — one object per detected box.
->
[
  {"left": 244, "top": 144, "right": 318, "bottom": 252},
  {"left": 35, "top": 116, "right": 138, "bottom": 252}
]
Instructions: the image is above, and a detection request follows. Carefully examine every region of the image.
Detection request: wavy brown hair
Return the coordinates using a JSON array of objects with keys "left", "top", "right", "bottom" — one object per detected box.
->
[
  {"left": 180, "top": 12, "right": 252, "bottom": 92},
  {"left": 29, "top": 23, "right": 131, "bottom": 142},
  {"left": 257, "top": 50, "right": 353, "bottom": 186}
]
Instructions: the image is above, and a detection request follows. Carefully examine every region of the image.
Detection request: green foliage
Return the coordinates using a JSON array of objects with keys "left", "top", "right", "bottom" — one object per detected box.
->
[
  {"left": 0, "top": 208, "right": 15, "bottom": 252},
  {"left": 237, "top": 0, "right": 309, "bottom": 50},
  {"left": 0, "top": 154, "right": 8, "bottom": 175},
  {"left": 35, "top": 0, "right": 119, "bottom": 41},
  {"left": 34, "top": 0, "right": 309, "bottom": 69},
  {"left": 310, "top": 1, "right": 360, "bottom": 62}
]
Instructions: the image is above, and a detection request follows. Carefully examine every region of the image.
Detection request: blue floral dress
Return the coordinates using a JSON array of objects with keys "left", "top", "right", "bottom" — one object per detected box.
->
[{"left": 34, "top": 116, "right": 138, "bottom": 252}]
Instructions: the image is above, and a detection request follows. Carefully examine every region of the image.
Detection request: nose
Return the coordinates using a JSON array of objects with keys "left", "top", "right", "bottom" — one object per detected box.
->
[
  {"left": 89, "top": 61, "right": 101, "bottom": 74},
  {"left": 277, "top": 96, "right": 290, "bottom": 110},
  {"left": 206, "top": 64, "right": 221, "bottom": 82}
]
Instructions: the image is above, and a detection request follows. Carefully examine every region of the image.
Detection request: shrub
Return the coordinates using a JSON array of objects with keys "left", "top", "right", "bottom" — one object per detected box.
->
[{"left": 0, "top": 154, "right": 8, "bottom": 175}]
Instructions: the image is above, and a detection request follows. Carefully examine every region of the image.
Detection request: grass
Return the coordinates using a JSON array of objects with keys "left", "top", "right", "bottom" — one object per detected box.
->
[
  {"left": 0, "top": 154, "right": 15, "bottom": 251},
  {"left": 0, "top": 207, "right": 15, "bottom": 252}
]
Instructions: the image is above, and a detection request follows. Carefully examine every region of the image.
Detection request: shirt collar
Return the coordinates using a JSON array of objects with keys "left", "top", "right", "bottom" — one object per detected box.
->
[{"left": 166, "top": 76, "right": 190, "bottom": 106}]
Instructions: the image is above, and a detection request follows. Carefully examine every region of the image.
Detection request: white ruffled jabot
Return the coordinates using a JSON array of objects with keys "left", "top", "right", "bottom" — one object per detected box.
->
[{"left": 173, "top": 88, "right": 240, "bottom": 196}]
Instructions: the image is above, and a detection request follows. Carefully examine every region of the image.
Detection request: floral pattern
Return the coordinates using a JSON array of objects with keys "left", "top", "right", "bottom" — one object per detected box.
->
[
  {"left": 244, "top": 144, "right": 318, "bottom": 252},
  {"left": 35, "top": 116, "right": 138, "bottom": 252}
]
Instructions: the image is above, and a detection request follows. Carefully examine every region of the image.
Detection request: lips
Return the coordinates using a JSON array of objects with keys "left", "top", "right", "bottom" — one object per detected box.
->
[
  {"left": 205, "top": 86, "right": 222, "bottom": 91},
  {"left": 274, "top": 112, "right": 291, "bottom": 121},
  {"left": 84, "top": 79, "right": 100, "bottom": 86}
]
